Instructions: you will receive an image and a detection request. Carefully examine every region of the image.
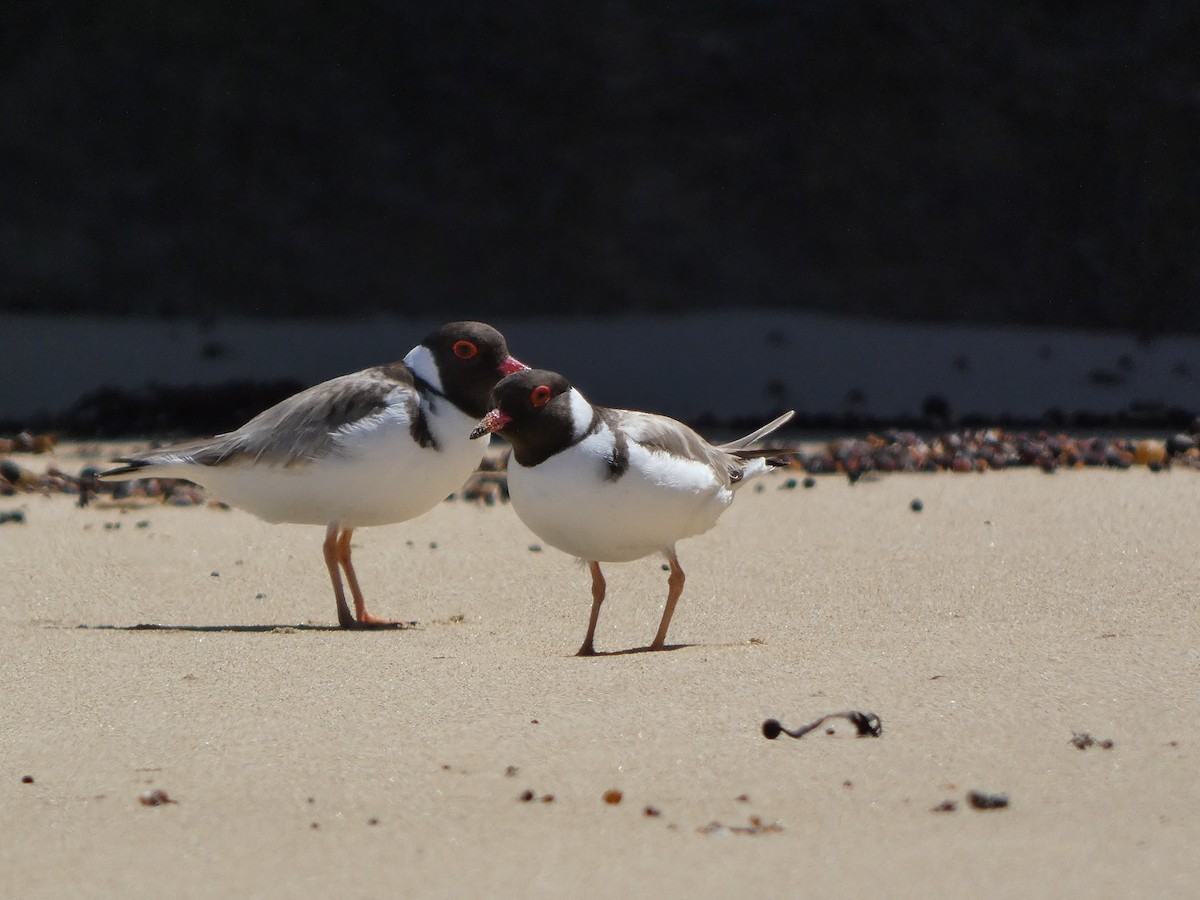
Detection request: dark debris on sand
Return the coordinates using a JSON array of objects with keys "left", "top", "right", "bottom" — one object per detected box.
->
[
  {"left": 1, "top": 457, "right": 211, "bottom": 507},
  {"left": 775, "top": 428, "right": 1199, "bottom": 478},
  {"left": 5, "top": 421, "right": 1200, "bottom": 510}
]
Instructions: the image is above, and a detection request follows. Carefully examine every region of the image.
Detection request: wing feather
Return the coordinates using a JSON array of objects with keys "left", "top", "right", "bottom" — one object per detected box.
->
[{"left": 105, "top": 364, "right": 416, "bottom": 475}]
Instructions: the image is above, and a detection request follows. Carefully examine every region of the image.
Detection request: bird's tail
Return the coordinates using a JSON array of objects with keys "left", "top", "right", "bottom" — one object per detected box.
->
[
  {"left": 721, "top": 411, "right": 798, "bottom": 484},
  {"left": 98, "top": 458, "right": 156, "bottom": 481},
  {"left": 718, "top": 410, "right": 794, "bottom": 452},
  {"left": 732, "top": 451, "right": 793, "bottom": 467}
]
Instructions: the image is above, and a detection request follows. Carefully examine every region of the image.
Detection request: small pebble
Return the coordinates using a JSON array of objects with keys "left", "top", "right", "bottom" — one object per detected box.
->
[
  {"left": 367, "top": 817, "right": 379, "bottom": 826},
  {"left": 910, "top": 498, "right": 923, "bottom": 512},
  {"left": 428, "top": 542, "right": 438, "bottom": 550},
  {"left": 1166, "top": 433, "right": 1195, "bottom": 455},
  {"left": 210, "top": 571, "right": 219, "bottom": 577},
  {"left": 967, "top": 790, "right": 1008, "bottom": 810},
  {"left": 802, "top": 476, "right": 816, "bottom": 488},
  {"left": 1069, "top": 732, "right": 1114, "bottom": 750},
  {"left": 528, "top": 544, "right": 542, "bottom": 552},
  {"left": 139, "top": 788, "right": 175, "bottom": 806},
  {"left": 780, "top": 477, "right": 797, "bottom": 490},
  {"left": 1134, "top": 440, "right": 1166, "bottom": 466},
  {"left": 931, "top": 800, "right": 957, "bottom": 813},
  {"left": 519, "top": 790, "right": 535, "bottom": 802},
  {"left": 21, "top": 775, "right": 34, "bottom": 784},
  {"left": 602, "top": 789, "right": 623, "bottom": 805},
  {"left": 644, "top": 805, "right": 661, "bottom": 817}
]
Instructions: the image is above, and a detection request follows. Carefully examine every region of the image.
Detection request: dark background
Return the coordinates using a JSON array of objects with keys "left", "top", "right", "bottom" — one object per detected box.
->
[{"left": 3, "top": 2, "right": 1198, "bottom": 332}]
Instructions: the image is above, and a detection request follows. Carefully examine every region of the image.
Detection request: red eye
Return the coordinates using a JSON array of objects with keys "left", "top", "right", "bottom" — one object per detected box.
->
[
  {"left": 530, "top": 385, "right": 552, "bottom": 407},
  {"left": 453, "top": 340, "right": 478, "bottom": 360}
]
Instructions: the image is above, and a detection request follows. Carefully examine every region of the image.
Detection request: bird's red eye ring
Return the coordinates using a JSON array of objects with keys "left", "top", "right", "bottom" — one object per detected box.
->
[
  {"left": 530, "top": 385, "right": 553, "bottom": 407},
  {"left": 453, "top": 340, "right": 478, "bottom": 360}
]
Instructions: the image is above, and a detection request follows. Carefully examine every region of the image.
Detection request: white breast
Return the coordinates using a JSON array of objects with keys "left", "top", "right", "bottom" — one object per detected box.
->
[{"left": 507, "top": 427, "right": 733, "bottom": 562}]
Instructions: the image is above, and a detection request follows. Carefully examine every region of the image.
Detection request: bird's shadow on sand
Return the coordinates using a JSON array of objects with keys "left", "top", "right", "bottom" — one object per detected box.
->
[
  {"left": 575, "top": 643, "right": 692, "bottom": 657},
  {"left": 71, "top": 622, "right": 419, "bottom": 634}
]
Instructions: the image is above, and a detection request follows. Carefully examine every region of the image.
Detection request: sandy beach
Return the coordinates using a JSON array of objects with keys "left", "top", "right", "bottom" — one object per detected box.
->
[{"left": 2, "top": 446, "right": 1198, "bottom": 898}]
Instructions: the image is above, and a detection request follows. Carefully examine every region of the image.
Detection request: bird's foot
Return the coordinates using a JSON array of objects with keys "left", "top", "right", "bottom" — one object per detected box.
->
[{"left": 343, "top": 613, "right": 406, "bottom": 630}]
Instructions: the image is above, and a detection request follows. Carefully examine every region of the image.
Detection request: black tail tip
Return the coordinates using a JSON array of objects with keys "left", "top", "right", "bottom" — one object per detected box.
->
[{"left": 97, "top": 460, "right": 144, "bottom": 480}]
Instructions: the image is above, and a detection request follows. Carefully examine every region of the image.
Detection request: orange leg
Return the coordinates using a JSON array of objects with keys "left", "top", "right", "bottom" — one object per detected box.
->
[
  {"left": 323, "top": 523, "right": 356, "bottom": 627},
  {"left": 649, "top": 549, "right": 685, "bottom": 650},
  {"left": 324, "top": 524, "right": 403, "bottom": 629},
  {"left": 576, "top": 561, "right": 606, "bottom": 656}
]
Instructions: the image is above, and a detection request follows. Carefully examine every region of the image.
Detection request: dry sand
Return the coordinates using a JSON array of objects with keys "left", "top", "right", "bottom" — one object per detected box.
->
[{"left": 2, "top": 450, "right": 1198, "bottom": 898}]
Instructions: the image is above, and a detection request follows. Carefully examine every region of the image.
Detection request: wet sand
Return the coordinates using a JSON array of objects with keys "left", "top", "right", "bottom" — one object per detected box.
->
[{"left": 1, "top": 451, "right": 1198, "bottom": 898}]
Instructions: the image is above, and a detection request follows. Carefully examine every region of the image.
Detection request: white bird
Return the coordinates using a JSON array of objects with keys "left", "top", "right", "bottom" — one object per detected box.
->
[
  {"left": 471, "top": 368, "right": 793, "bottom": 655},
  {"left": 102, "top": 321, "right": 526, "bottom": 628}
]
